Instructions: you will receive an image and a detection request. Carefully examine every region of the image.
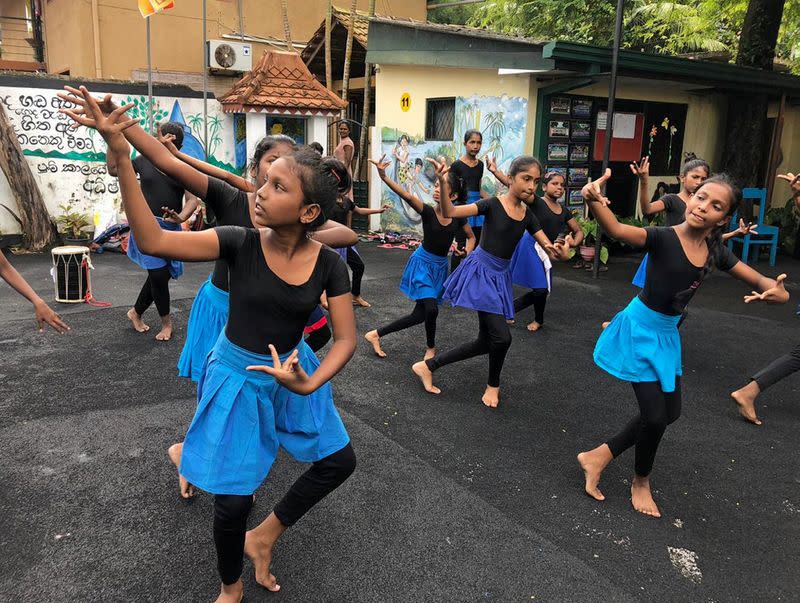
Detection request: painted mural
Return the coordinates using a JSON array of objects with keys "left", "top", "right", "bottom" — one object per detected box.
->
[
  {"left": 0, "top": 86, "right": 237, "bottom": 235},
  {"left": 379, "top": 94, "right": 528, "bottom": 234}
]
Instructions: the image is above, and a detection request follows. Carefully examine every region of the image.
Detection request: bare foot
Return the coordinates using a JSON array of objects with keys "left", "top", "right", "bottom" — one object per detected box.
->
[
  {"left": 601, "top": 321, "right": 610, "bottom": 329},
  {"left": 167, "top": 443, "right": 194, "bottom": 499},
  {"left": 506, "top": 319, "right": 515, "bottom": 325},
  {"left": 155, "top": 316, "right": 173, "bottom": 341},
  {"left": 577, "top": 444, "right": 612, "bottom": 501},
  {"left": 244, "top": 531, "right": 281, "bottom": 592},
  {"left": 731, "top": 381, "right": 762, "bottom": 425},
  {"left": 411, "top": 361, "right": 441, "bottom": 394},
  {"left": 631, "top": 476, "right": 661, "bottom": 517},
  {"left": 526, "top": 321, "right": 542, "bottom": 332},
  {"left": 127, "top": 308, "right": 150, "bottom": 333},
  {"left": 482, "top": 385, "right": 500, "bottom": 407},
  {"left": 424, "top": 347, "right": 436, "bottom": 361},
  {"left": 352, "top": 295, "right": 371, "bottom": 308},
  {"left": 214, "top": 579, "right": 244, "bottom": 603},
  {"left": 364, "top": 330, "right": 387, "bottom": 358}
]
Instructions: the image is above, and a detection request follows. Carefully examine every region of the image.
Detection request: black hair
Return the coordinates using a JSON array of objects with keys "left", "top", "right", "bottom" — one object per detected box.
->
[
  {"left": 338, "top": 121, "right": 351, "bottom": 133},
  {"left": 463, "top": 129, "right": 482, "bottom": 144},
  {"left": 308, "top": 141, "right": 324, "bottom": 155},
  {"left": 414, "top": 158, "right": 423, "bottom": 167},
  {"left": 542, "top": 171, "right": 566, "bottom": 185},
  {"left": 508, "top": 155, "right": 543, "bottom": 178},
  {"left": 445, "top": 171, "right": 463, "bottom": 200},
  {"left": 159, "top": 122, "right": 184, "bottom": 150},
  {"left": 671, "top": 173, "right": 742, "bottom": 312},
  {"left": 250, "top": 135, "right": 297, "bottom": 171},
  {"left": 285, "top": 148, "right": 349, "bottom": 229},
  {"left": 398, "top": 134, "right": 409, "bottom": 144},
  {"left": 681, "top": 152, "right": 710, "bottom": 177}
]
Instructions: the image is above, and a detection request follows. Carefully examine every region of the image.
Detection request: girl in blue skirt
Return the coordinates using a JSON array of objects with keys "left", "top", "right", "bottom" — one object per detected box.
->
[
  {"left": 412, "top": 156, "right": 560, "bottom": 408},
  {"left": 63, "top": 87, "right": 358, "bottom": 602},
  {"left": 364, "top": 154, "right": 476, "bottom": 359},
  {"left": 577, "top": 168, "right": 788, "bottom": 519}
]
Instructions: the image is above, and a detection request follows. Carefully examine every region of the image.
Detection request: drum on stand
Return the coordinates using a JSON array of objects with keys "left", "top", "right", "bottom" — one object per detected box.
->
[{"left": 51, "top": 246, "right": 90, "bottom": 303}]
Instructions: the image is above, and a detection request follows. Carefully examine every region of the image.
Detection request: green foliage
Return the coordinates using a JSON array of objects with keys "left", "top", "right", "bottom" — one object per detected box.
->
[
  {"left": 56, "top": 201, "right": 92, "bottom": 237},
  {"left": 427, "top": 0, "right": 482, "bottom": 25},
  {"left": 469, "top": 0, "right": 800, "bottom": 73},
  {"left": 576, "top": 217, "right": 610, "bottom": 263},
  {"left": 122, "top": 95, "right": 169, "bottom": 130},
  {"left": 766, "top": 202, "right": 799, "bottom": 254}
]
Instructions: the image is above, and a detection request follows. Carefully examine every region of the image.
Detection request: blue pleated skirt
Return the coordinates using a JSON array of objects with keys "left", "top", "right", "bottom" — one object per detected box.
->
[
  {"left": 127, "top": 218, "right": 183, "bottom": 279},
  {"left": 335, "top": 245, "right": 361, "bottom": 262},
  {"left": 442, "top": 246, "right": 514, "bottom": 319},
  {"left": 510, "top": 231, "right": 550, "bottom": 290},
  {"left": 400, "top": 246, "right": 449, "bottom": 302},
  {"left": 465, "top": 190, "right": 484, "bottom": 228},
  {"left": 180, "top": 332, "right": 350, "bottom": 495},
  {"left": 632, "top": 253, "right": 648, "bottom": 288},
  {"left": 593, "top": 296, "right": 682, "bottom": 392},
  {"left": 177, "top": 276, "right": 229, "bottom": 382}
]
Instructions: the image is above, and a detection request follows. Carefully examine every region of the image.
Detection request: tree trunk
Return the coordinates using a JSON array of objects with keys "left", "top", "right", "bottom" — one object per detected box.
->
[
  {"left": 325, "top": 1, "right": 333, "bottom": 90},
  {"left": 280, "top": 0, "right": 294, "bottom": 52},
  {"left": 354, "top": 0, "right": 376, "bottom": 179},
  {"left": 0, "top": 102, "right": 51, "bottom": 250},
  {"left": 340, "top": 0, "right": 357, "bottom": 117},
  {"left": 720, "top": 0, "right": 784, "bottom": 188}
]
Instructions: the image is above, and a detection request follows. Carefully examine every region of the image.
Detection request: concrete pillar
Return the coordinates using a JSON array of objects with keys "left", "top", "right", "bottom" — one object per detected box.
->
[
  {"left": 307, "top": 115, "right": 329, "bottom": 149},
  {"left": 245, "top": 112, "right": 266, "bottom": 165}
]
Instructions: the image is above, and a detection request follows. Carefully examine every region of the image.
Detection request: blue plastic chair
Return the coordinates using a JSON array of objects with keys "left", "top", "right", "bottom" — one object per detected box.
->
[{"left": 726, "top": 188, "right": 779, "bottom": 266}]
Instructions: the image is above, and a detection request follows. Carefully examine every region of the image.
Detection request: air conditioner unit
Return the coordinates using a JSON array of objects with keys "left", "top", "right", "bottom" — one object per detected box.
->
[{"left": 207, "top": 40, "right": 252, "bottom": 72}]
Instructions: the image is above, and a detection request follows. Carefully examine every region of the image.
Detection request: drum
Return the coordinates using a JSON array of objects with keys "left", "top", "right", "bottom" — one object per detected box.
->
[{"left": 51, "top": 246, "right": 90, "bottom": 303}]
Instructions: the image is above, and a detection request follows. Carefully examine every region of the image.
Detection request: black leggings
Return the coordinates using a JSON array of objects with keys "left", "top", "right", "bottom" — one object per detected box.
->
[
  {"left": 606, "top": 380, "right": 682, "bottom": 477},
  {"left": 752, "top": 343, "right": 800, "bottom": 391},
  {"left": 305, "top": 323, "right": 332, "bottom": 353},
  {"left": 377, "top": 298, "right": 439, "bottom": 348},
  {"left": 346, "top": 248, "right": 365, "bottom": 297},
  {"left": 213, "top": 443, "right": 356, "bottom": 585},
  {"left": 133, "top": 266, "right": 171, "bottom": 317},
  {"left": 513, "top": 288, "right": 548, "bottom": 325},
  {"left": 425, "top": 310, "right": 511, "bottom": 387}
]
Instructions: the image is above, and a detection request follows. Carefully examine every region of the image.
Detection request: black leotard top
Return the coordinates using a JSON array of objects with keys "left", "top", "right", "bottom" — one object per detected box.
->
[
  {"left": 216, "top": 226, "right": 351, "bottom": 354},
  {"left": 133, "top": 155, "right": 185, "bottom": 216},
  {"left": 329, "top": 196, "right": 354, "bottom": 225},
  {"left": 529, "top": 196, "right": 571, "bottom": 242},
  {"left": 474, "top": 197, "right": 542, "bottom": 260},
  {"left": 661, "top": 194, "right": 687, "bottom": 227},
  {"left": 639, "top": 227, "right": 738, "bottom": 315},
  {"left": 450, "top": 159, "right": 484, "bottom": 203},
  {"left": 420, "top": 204, "right": 466, "bottom": 257},
  {"left": 204, "top": 177, "right": 253, "bottom": 291}
]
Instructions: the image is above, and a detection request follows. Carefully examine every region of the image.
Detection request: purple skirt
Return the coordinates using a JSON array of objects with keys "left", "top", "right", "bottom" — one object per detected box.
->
[
  {"left": 334, "top": 245, "right": 361, "bottom": 262},
  {"left": 442, "top": 246, "right": 514, "bottom": 319},
  {"left": 510, "top": 231, "right": 549, "bottom": 290}
]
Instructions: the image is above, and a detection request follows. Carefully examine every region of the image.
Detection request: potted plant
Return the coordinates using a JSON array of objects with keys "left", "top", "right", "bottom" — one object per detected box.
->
[
  {"left": 56, "top": 200, "right": 93, "bottom": 246},
  {"left": 575, "top": 217, "right": 609, "bottom": 265}
]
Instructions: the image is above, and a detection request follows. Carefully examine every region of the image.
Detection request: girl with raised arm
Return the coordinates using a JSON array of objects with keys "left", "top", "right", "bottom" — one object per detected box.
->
[
  {"left": 412, "top": 156, "right": 559, "bottom": 408},
  {"left": 62, "top": 87, "right": 358, "bottom": 602},
  {"left": 364, "top": 155, "right": 476, "bottom": 359},
  {"left": 577, "top": 169, "right": 788, "bottom": 519}
]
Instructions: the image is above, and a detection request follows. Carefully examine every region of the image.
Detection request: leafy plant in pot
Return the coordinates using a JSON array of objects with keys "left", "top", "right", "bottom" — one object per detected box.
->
[
  {"left": 575, "top": 217, "right": 609, "bottom": 264},
  {"left": 56, "top": 200, "right": 93, "bottom": 246}
]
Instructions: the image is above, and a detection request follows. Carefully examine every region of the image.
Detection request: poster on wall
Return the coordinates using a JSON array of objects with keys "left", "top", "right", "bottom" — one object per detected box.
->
[
  {"left": 570, "top": 121, "right": 591, "bottom": 140},
  {"left": 567, "top": 188, "right": 584, "bottom": 207},
  {"left": 571, "top": 98, "right": 593, "bottom": 118},
  {"left": 641, "top": 102, "right": 688, "bottom": 175},
  {"left": 548, "top": 120, "right": 570, "bottom": 138},
  {"left": 570, "top": 144, "right": 590, "bottom": 163},
  {"left": 568, "top": 167, "right": 589, "bottom": 185},
  {"left": 547, "top": 143, "right": 568, "bottom": 161},
  {"left": 545, "top": 165, "right": 567, "bottom": 178},
  {"left": 550, "top": 97, "right": 571, "bottom": 115}
]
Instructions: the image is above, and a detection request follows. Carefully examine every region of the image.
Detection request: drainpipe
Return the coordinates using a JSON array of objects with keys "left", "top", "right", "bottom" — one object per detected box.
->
[{"left": 91, "top": 0, "right": 102, "bottom": 77}]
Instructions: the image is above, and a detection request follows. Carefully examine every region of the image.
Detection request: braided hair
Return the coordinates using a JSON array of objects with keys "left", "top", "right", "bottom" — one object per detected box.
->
[
  {"left": 285, "top": 148, "right": 349, "bottom": 229},
  {"left": 671, "top": 173, "right": 741, "bottom": 312},
  {"left": 681, "top": 152, "right": 710, "bottom": 178}
]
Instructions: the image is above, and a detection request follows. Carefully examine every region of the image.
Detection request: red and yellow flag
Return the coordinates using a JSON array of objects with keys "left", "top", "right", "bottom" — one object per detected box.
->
[{"left": 138, "top": 0, "right": 175, "bottom": 17}]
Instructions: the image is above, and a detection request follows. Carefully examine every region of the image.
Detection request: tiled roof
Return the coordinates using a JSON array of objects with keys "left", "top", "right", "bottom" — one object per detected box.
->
[{"left": 219, "top": 50, "right": 346, "bottom": 114}]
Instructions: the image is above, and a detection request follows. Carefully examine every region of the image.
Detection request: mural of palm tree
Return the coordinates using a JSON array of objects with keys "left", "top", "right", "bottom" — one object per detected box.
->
[
  {"left": 207, "top": 115, "right": 223, "bottom": 157},
  {"left": 186, "top": 113, "right": 205, "bottom": 142},
  {"left": 483, "top": 110, "right": 507, "bottom": 164}
]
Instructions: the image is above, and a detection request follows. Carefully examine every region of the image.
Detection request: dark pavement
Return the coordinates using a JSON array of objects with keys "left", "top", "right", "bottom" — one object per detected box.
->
[{"left": 1, "top": 243, "right": 798, "bottom": 602}]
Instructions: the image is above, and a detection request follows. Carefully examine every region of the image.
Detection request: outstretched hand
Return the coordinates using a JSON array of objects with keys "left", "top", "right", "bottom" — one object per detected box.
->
[
  {"left": 246, "top": 344, "right": 314, "bottom": 394},
  {"left": 744, "top": 273, "right": 789, "bottom": 304},
  {"left": 486, "top": 155, "right": 498, "bottom": 173},
  {"left": 777, "top": 172, "right": 800, "bottom": 196},
  {"left": 369, "top": 154, "right": 391, "bottom": 178},
  {"left": 158, "top": 132, "right": 180, "bottom": 155},
  {"left": 58, "top": 86, "right": 136, "bottom": 154},
  {"left": 425, "top": 157, "right": 449, "bottom": 178},
  {"left": 58, "top": 85, "right": 118, "bottom": 118},
  {"left": 732, "top": 218, "right": 758, "bottom": 237},
  {"left": 582, "top": 169, "right": 612, "bottom": 206},
  {"left": 34, "top": 300, "right": 69, "bottom": 333},
  {"left": 629, "top": 156, "right": 650, "bottom": 179}
]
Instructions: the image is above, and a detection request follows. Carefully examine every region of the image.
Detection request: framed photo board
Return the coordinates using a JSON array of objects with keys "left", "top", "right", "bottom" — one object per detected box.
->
[
  {"left": 571, "top": 99, "right": 593, "bottom": 118},
  {"left": 567, "top": 188, "right": 584, "bottom": 206},
  {"left": 544, "top": 165, "right": 567, "bottom": 178},
  {"left": 570, "top": 144, "right": 590, "bottom": 163},
  {"left": 547, "top": 143, "right": 568, "bottom": 161},
  {"left": 549, "top": 120, "right": 570, "bottom": 138},
  {"left": 550, "top": 97, "right": 571, "bottom": 115},
  {"left": 570, "top": 120, "right": 591, "bottom": 141},
  {"left": 568, "top": 167, "right": 589, "bottom": 185}
]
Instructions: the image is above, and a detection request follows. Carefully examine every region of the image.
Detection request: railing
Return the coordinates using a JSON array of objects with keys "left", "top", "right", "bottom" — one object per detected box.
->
[{"left": 0, "top": 15, "right": 45, "bottom": 66}]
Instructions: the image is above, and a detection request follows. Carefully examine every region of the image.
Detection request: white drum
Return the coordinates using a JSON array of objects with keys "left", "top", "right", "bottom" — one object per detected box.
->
[{"left": 51, "top": 246, "right": 90, "bottom": 303}]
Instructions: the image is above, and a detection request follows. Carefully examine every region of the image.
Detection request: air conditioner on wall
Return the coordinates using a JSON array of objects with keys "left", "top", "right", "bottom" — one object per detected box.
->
[{"left": 207, "top": 40, "right": 252, "bottom": 73}]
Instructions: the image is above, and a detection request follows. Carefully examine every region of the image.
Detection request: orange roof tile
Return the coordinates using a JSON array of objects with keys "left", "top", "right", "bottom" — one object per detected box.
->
[{"left": 219, "top": 50, "right": 347, "bottom": 115}]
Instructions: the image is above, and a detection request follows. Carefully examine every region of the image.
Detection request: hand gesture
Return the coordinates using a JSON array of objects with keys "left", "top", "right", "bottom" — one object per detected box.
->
[
  {"left": 744, "top": 273, "right": 789, "bottom": 304},
  {"left": 378, "top": 203, "right": 391, "bottom": 213},
  {"left": 158, "top": 132, "right": 180, "bottom": 155},
  {"left": 246, "top": 344, "right": 314, "bottom": 395},
  {"left": 425, "top": 157, "right": 449, "bottom": 179},
  {"left": 486, "top": 155, "right": 498, "bottom": 173},
  {"left": 582, "top": 169, "right": 612, "bottom": 206},
  {"left": 733, "top": 218, "right": 758, "bottom": 237},
  {"left": 162, "top": 206, "right": 183, "bottom": 223},
  {"left": 58, "top": 86, "right": 136, "bottom": 154},
  {"left": 629, "top": 156, "right": 650, "bottom": 179},
  {"left": 33, "top": 300, "right": 69, "bottom": 334},
  {"left": 452, "top": 245, "right": 467, "bottom": 257},
  {"left": 58, "top": 85, "right": 118, "bottom": 118},
  {"left": 777, "top": 172, "right": 800, "bottom": 196},
  {"left": 369, "top": 155, "right": 391, "bottom": 179}
]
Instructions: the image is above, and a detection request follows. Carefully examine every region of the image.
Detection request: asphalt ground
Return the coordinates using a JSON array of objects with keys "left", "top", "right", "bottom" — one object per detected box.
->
[{"left": 0, "top": 243, "right": 798, "bottom": 602}]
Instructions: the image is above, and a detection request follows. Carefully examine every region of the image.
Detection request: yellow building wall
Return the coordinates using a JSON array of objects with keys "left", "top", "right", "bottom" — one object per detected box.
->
[
  {"left": 375, "top": 64, "right": 532, "bottom": 139},
  {"left": 42, "top": 0, "right": 427, "bottom": 80}
]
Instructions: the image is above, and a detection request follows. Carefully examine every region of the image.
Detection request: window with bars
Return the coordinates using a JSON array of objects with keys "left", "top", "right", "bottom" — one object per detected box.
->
[{"left": 425, "top": 97, "right": 455, "bottom": 141}]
